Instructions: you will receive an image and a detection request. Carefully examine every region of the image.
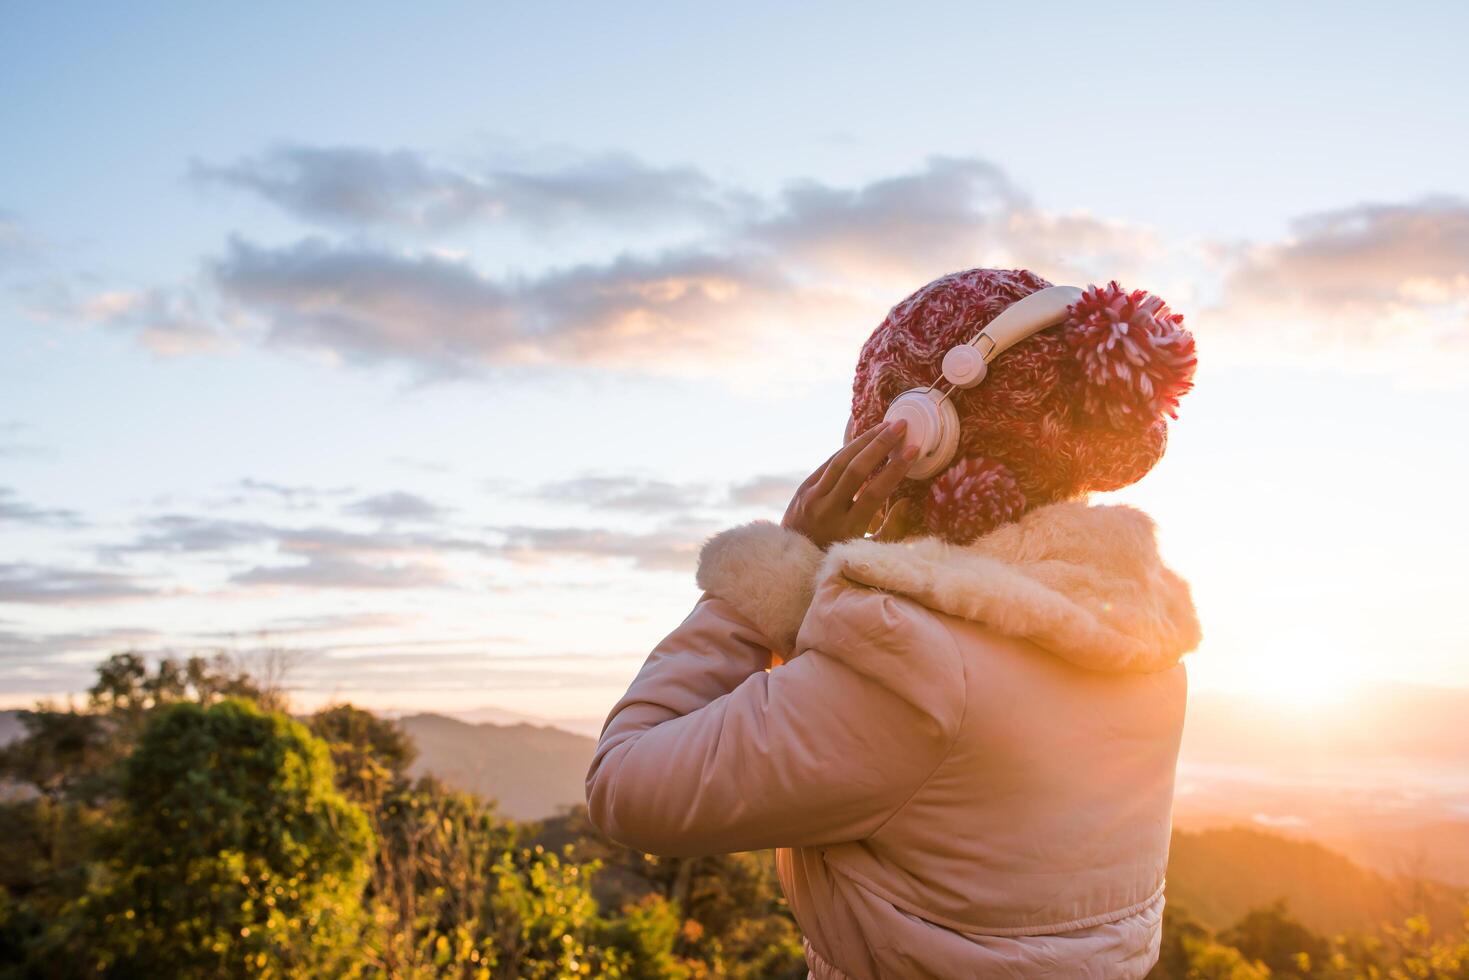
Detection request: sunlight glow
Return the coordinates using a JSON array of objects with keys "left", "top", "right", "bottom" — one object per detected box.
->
[{"left": 1212, "top": 633, "right": 1365, "bottom": 711}]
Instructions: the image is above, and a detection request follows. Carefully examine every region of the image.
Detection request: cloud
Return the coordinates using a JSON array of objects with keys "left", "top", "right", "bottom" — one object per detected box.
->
[
  {"left": 517, "top": 470, "right": 810, "bottom": 515},
  {"left": 0, "top": 564, "right": 157, "bottom": 604},
  {"left": 193, "top": 145, "right": 741, "bottom": 232},
  {"left": 109, "top": 514, "right": 492, "bottom": 592},
  {"left": 0, "top": 627, "right": 167, "bottom": 692},
  {"left": 108, "top": 507, "right": 710, "bottom": 586},
  {"left": 113, "top": 514, "right": 277, "bottom": 555},
  {"left": 84, "top": 288, "right": 233, "bottom": 355},
  {"left": 487, "top": 520, "right": 713, "bottom": 572},
  {"left": 272, "top": 525, "right": 494, "bottom": 559},
  {"left": 0, "top": 487, "right": 82, "bottom": 527},
  {"left": 212, "top": 234, "right": 828, "bottom": 376},
  {"left": 194, "top": 147, "right": 1150, "bottom": 286},
  {"left": 23, "top": 145, "right": 1469, "bottom": 377},
  {"left": 1220, "top": 197, "right": 1469, "bottom": 350},
  {"left": 21, "top": 149, "right": 1173, "bottom": 379},
  {"left": 224, "top": 612, "right": 417, "bottom": 637},
  {"left": 747, "top": 156, "right": 1021, "bottom": 281},
  {"left": 238, "top": 478, "right": 355, "bottom": 507},
  {"left": 231, "top": 556, "right": 450, "bottom": 590},
  {"left": 0, "top": 625, "right": 163, "bottom": 658},
  {"left": 201, "top": 153, "right": 1175, "bottom": 380},
  {"left": 344, "top": 491, "right": 450, "bottom": 522},
  {"left": 232, "top": 528, "right": 467, "bottom": 590},
  {"left": 747, "top": 156, "right": 1167, "bottom": 291},
  {"left": 289, "top": 650, "right": 634, "bottom": 695},
  {"left": 530, "top": 475, "right": 712, "bottom": 512},
  {"left": 0, "top": 210, "right": 39, "bottom": 268},
  {"left": 19, "top": 285, "right": 233, "bottom": 357},
  {"left": 725, "top": 472, "right": 805, "bottom": 509},
  {"left": 0, "top": 422, "right": 44, "bottom": 460}
]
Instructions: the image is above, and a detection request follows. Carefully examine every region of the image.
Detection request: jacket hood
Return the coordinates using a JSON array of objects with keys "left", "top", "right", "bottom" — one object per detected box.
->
[
  {"left": 696, "top": 499, "right": 1201, "bottom": 673},
  {"left": 821, "top": 500, "right": 1201, "bottom": 673}
]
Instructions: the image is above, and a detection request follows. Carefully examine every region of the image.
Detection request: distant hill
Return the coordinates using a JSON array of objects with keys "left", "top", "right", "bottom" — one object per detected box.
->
[
  {"left": 1175, "top": 684, "right": 1469, "bottom": 888},
  {"left": 0, "top": 706, "right": 595, "bottom": 820},
  {"left": 1165, "top": 826, "right": 1467, "bottom": 935},
  {"left": 380, "top": 704, "right": 605, "bottom": 737},
  {"left": 390, "top": 714, "right": 1469, "bottom": 937},
  {"left": 12, "top": 704, "right": 1469, "bottom": 937},
  {"left": 398, "top": 713, "right": 595, "bottom": 821}
]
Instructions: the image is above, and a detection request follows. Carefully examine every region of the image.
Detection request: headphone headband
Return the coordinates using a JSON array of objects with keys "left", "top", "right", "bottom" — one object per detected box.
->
[
  {"left": 880, "top": 284, "right": 1083, "bottom": 480},
  {"left": 934, "top": 285, "right": 1084, "bottom": 391}
]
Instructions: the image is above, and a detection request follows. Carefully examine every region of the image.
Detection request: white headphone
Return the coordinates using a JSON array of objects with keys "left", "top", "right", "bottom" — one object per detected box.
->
[{"left": 879, "top": 285, "right": 1084, "bottom": 479}]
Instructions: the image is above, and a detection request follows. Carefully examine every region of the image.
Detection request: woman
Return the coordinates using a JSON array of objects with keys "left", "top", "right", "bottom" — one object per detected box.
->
[{"left": 585, "top": 268, "right": 1201, "bottom": 978}]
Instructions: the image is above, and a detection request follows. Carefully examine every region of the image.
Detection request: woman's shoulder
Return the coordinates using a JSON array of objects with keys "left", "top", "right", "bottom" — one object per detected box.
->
[
  {"left": 817, "top": 501, "right": 1201, "bottom": 675},
  {"left": 792, "top": 568, "right": 969, "bottom": 716}
]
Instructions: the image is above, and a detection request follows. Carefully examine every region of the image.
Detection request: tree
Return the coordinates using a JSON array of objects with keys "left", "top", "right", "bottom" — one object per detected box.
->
[
  {"left": 1178, "top": 938, "right": 1273, "bottom": 980},
  {"left": 0, "top": 708, "right": 114, "bottom": 806},
  {"left": 88, "top": 650, "right": 291, "bottom": 721},
  {"left": 1150, "top": 902, "right": 1213, "bottom": 979},
  {"left": 360, "top": 776, "right": 518, "bottom": 977},
  {"left": 308, "top": 704, "right": 418, "bottom": 807},
  {"left": 64, "top": 698, "right": 372, "bottom": 978},
  {"left": 1219, "top": 901, "right": 1327, "bottom": 978},
  {"left": 547, "top": 807, "right": 805, "bottom": 978}
]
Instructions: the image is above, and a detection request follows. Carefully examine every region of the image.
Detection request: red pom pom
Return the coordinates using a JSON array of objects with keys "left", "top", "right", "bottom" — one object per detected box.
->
[
  {"left": 924, "top": 456, "right": 1027, "bottom": 545},
  {"left": 1064, "top": 281, "right": 1197, "bottom": 429}
]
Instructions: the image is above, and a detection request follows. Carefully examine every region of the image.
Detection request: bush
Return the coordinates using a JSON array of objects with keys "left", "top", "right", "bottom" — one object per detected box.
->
[{"left": 63, "top": 698, "right": 373, "bottom": 978}]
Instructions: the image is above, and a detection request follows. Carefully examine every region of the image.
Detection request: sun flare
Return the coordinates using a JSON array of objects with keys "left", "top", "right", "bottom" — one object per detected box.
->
[{"left": 1215, "top": 638, "right": 1364, "bottom": 711}]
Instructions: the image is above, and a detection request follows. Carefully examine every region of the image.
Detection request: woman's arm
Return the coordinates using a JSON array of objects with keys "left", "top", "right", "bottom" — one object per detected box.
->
[{"left": 584, "top": 522, "right": 966, "bottom": 857}]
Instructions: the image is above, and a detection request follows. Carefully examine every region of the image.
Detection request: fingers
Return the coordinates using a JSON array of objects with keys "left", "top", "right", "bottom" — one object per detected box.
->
[
  {"left": 797, "top": 436, "right": 853, "bottom": 494},
  {"left": 797, "top": 454, "right": 833, "bottom": 493},
  {"left": 848, "top": 445, "right": 918, "bottom": 532},
  {"left": 830, "top": 420, "right": 910, "bottom": 504},
  {"left": 810, "top": 420, "right": 891, "bottom": 497}
]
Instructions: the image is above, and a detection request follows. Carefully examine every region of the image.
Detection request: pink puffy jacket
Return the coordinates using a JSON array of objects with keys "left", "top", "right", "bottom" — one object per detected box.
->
[{"left": 586, "top": 500, "right": 1201, "bottom": 978}]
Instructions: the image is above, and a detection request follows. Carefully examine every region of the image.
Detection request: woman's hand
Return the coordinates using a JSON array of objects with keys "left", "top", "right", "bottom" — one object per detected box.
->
[{"left": 782, "top": 419, "right": 920, "bottom": 550}]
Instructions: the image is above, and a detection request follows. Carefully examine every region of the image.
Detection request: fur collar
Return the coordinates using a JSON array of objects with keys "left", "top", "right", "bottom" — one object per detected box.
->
[
  {"left": 819, "top": 500, "right": 1201, "bottom": 673},
  {"left": 695, "top": 499, "right": 1200, "bottom": 673}
]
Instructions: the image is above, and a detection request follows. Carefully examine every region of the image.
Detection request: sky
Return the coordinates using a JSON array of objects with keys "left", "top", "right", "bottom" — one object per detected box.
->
[{"left": 2, "top": 2, "right": 1467, "bottom": 727}]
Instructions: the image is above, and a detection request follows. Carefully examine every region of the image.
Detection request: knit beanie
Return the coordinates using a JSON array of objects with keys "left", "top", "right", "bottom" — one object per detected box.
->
[{"left": 849, "top": 268, "right": 1197, "bottom": 545}]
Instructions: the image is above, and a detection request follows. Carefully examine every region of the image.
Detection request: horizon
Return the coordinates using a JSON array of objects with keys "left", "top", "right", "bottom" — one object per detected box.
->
[{"left": 4, "top": 2, "right": 1469, "bottom": 723}]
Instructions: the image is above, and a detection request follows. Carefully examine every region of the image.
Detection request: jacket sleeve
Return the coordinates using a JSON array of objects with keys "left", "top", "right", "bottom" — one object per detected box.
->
[{"left": 584, "top": 520, "right": 966, "bottom": 857}]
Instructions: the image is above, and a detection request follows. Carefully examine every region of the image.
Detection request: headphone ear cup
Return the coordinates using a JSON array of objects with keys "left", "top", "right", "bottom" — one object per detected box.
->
[{"left": 883, "top": 389, "right": 960, "bottom": 480}]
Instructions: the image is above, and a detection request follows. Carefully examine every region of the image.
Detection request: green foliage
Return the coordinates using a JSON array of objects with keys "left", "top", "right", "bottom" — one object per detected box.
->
[
  {"left": 0, "top": 709, "right": 113, "bottom": 805},
  {"left": 1176, "top": 936, "right": 1274, "bottom": 979},
  {"left": 1148, "top": 902, "right": 1469, "bottom": 980},
  {"left": 309, "top": 704, "right": 418, "bottom": 807},
  {"left": 88, "top": 650, "right": 288, "bottom": 721},
  {"left": 547, "top": 808, "right": 806, "bottom": 977},
  {"left": 596, "top": 894, "right": 690, "bottom": 979},
  {"left": 489, "top": 845, "right": 628, "bottom": 978},
  {"left": 5, "top": 651, "right": 1469, "bottom": 979},
  {"left": 1155, "top": 902, "right": 1215, "bottom": 979},
  {"left": 1166, "top": 827, "right": 1466, "bottom": 937},
  {"left": 1221, "top": 901, "right": 1329, "bottom": 978},
  {"left": 64, "top": 698, "right": 373, "bottom": 978},
  {"left": 359, "top": 775, "right": 519, "bottom": 976}
]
